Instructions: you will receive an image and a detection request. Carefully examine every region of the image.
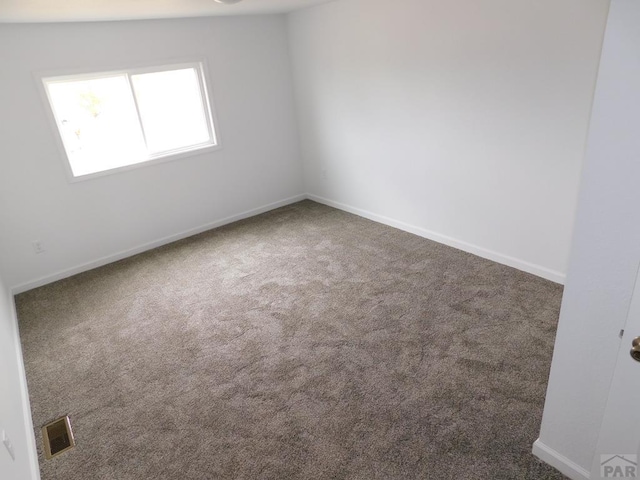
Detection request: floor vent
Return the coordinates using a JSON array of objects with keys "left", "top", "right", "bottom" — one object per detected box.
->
[{"left": 42, "top": 416, "right": 75, "bottom": 459}]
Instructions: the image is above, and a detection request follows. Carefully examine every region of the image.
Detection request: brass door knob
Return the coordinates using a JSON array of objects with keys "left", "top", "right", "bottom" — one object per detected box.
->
[{"left": 631, "top": 337, "right": 640, "bottom": 362}]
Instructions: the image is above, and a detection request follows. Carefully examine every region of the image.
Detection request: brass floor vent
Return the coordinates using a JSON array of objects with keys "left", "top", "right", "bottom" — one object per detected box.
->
[{"left": 42, "top": 416, "right": 75, "bottom": 459}]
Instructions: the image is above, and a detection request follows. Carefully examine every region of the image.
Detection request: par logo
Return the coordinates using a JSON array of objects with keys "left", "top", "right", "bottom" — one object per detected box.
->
[{"left": 601, "top": 455, "right": 638, "bottom": 478}]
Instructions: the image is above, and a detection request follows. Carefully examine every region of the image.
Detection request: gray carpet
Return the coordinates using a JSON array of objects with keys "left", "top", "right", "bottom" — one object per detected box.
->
[{"left": 16, "top": 200, "right": 565, "bottom": 479}]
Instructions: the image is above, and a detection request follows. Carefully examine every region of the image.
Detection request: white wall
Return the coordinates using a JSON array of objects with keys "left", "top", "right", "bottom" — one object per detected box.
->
[
  {"left": 287, "top": 0, "right": 610, "bottom": 283},
  {"left": 0, "top": 16, "right": 303, "bottom": 291},
  {"left": 0, "top": 270, "right": 39, "bottom": 480},
  {"left": 535, "top": 1, "right": 640, "bottom": 477}
]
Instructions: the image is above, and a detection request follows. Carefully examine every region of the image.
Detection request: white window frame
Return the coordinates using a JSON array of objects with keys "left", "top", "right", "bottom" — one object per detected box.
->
[{"left": 39, "top": 60, "right": 221, "bottom": 182}]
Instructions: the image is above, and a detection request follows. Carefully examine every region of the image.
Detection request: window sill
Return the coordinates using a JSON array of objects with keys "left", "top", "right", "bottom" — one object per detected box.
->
[{"left": 67, "top": 142, "right": 222, "bottom": 183}]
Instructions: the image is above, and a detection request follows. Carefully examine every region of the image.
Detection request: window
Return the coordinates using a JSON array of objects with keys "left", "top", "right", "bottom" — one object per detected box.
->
[{"left": 42, "top": 62, "right": 218, "bottom": 179}]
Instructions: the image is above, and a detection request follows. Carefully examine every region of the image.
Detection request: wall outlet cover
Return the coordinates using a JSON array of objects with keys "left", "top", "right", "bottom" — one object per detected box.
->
[{"left": 2, "top": 430, "right": 16, "bottom": 461}]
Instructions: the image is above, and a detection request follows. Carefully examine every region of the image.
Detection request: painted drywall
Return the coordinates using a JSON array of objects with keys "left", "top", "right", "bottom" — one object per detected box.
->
[
  {"left": 0, "top": 15, "right": 303, "bottom": 290},
  {"left": 287, "top": 0, "right": 610, "bottom": 282},
  {"left": 0, "top": 271, "right": 39, "bottom": 480},
  {"left": 0, "top": 0, "right": 335, "bottom": 23},
  {"left": 536, "top": 0, "right": 640, "bottom": 477}
]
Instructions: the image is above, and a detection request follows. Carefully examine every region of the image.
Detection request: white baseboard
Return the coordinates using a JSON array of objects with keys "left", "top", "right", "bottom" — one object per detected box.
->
[
  {"left": 11, "top": 194, "right": 306, "bottom": 295},
  {"left": 8, "top": 295, "right": 41, "bottom": 479},
  {"left": 533, "top": 439, "right": 590, "bottom": 480},
  {"left": 11, "top": 192, "right": 566, "bottom": 294},
  {"left": 306, "top": 194, "right": 566, "bottom": 285}
]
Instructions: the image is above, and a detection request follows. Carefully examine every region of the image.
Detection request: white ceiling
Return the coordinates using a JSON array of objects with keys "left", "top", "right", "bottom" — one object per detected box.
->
[{"left": 0, "top": 0, "right": 335, "bottom": 23}]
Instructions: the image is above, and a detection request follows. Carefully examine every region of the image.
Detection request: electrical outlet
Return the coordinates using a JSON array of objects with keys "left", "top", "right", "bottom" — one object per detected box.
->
[
  {"left": 2, "top": 430, "right": 15, "bottom": 461},
  {"left": 32, "top": 240, "right": 45, "bottom": 254}
]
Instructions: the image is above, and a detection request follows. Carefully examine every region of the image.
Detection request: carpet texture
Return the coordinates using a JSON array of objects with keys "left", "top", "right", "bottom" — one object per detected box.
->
[{"left": 16, "top": 200, "right": 565, "bottom": 479}]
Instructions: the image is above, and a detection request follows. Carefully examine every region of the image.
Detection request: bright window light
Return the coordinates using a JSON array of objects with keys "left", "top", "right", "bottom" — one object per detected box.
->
[{"left": 43, "top": 62, "right": 218, "bottom": 179}]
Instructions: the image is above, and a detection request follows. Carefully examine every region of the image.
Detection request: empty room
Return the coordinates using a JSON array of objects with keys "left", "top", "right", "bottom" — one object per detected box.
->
[{"left": 2, "top": 0, "right": 640, "bottom": 479}]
